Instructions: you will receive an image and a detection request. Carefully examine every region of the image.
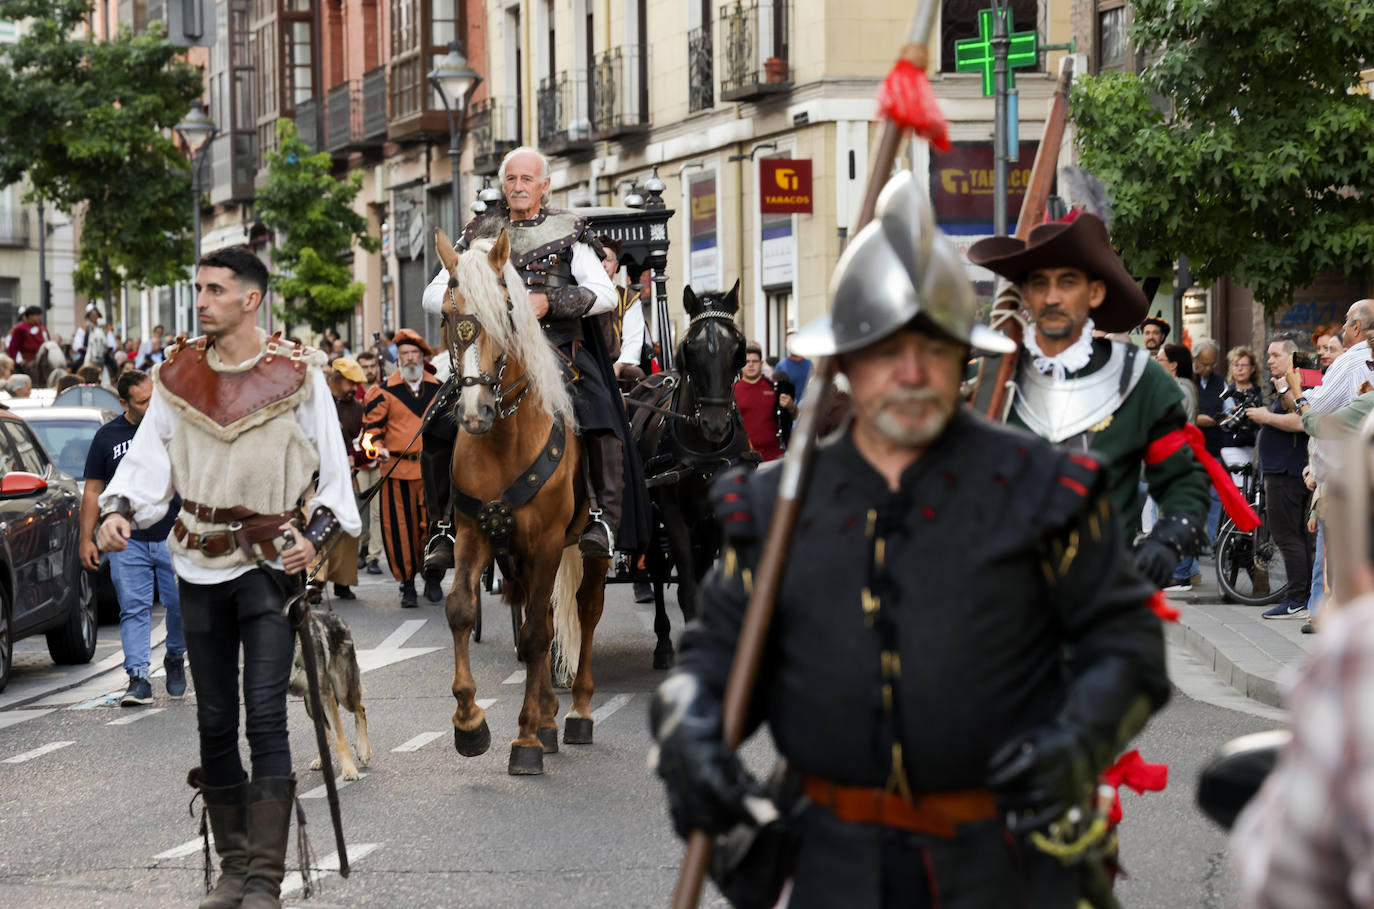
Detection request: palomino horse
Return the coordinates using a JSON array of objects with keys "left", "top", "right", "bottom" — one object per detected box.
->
[
  {"left": 628, "top": 282, "right": 753, "bottom": 669},
  {"left": 434, "top": 226, "right": 612, "bottom": 776}
]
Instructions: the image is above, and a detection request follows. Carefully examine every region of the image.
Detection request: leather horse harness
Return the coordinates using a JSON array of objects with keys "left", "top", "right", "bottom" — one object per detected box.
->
[{"left": 443, "top": 280, "right": 567, "bottom": 557}]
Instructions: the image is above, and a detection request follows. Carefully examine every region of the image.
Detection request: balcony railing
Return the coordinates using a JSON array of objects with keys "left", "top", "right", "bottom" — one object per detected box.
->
[
  {"left": 387, "top": 54, "right": 450, "bottom": 140},
  {"left": 591, "top": 46, "right": 650, "bottom": 140},
  {"left": 537, "top": 71, "right": 594, "bottom": 157},
  {"left": 471, "top": 96, "right": 521, "bottom": 176},
  {"left": 720, "top": 0, "right": 792, "bottom": 101},
  {"left": 327, "top": 83, "right": 352, "bottom": 153},
  {"left": 209, "top": 131, "right": 259, "bottom": 204},
  {"left": 0, "top": 211, "right": 30, "bottom": 248},
  {"left": 296, "top": 97, "right": 322, "bottom": 152},
  {"left": 362, "top": 67, "right": 388, "bottom": 141},
  {"left": 689, "top": 26, "right": 713, "bottom": 113}
]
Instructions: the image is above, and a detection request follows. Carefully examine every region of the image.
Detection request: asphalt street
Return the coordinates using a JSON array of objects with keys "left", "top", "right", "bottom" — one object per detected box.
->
[{"left": 0, "top": 571, "right": 1279, "bottom": 908}]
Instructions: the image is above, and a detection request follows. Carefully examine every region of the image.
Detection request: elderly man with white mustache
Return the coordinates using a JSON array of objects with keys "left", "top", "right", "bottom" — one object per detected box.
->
[{"left": 421, "top": 146, "right": 649, "bottom": 565}]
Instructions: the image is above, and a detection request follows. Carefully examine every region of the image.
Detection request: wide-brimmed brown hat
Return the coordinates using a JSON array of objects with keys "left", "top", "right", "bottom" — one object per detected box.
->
[
  {"left": 966, "top": 213, "right": 1148, "bottom": 332},
  {"left": 392, "top": 328, "right": 432, "bottom": 357}
]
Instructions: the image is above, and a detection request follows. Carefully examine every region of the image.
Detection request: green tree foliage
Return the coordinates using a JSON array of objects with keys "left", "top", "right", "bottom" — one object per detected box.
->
[
  {"left": 0, "top": 0, "right": 202, "bottom": 302},
  {"left": 255, "top": 119, "right": 380, "bottom": 332},
  {"left": 1071, "top": 0, "right": 1374, "bottom": 310}
]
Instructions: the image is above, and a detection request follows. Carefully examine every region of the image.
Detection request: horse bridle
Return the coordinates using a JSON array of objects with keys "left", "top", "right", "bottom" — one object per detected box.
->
[
  {"left": 682, "top": 309, "right": 743, "bottom": 426},
  {"left": 445, "top": 280, "right": 531, "bottom": 421}
]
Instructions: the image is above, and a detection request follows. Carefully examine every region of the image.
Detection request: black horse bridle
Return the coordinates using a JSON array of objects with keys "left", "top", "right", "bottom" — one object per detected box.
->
[
  {"left": 680, "top": 308, "right": 744, "bottom": 429},
  {"left": 445, "top": 280, "right": 531, "bottom": 421}
]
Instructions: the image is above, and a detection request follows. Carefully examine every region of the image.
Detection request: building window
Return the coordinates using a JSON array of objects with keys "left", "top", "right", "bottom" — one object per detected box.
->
[{"left": 1098, "top": 6, "right": 1127, "bottom": 66}]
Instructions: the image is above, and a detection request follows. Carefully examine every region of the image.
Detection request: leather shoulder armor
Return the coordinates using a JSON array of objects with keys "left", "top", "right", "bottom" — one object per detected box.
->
[{"left": 157, "top": 334, "right": 315, "bottom": 433}]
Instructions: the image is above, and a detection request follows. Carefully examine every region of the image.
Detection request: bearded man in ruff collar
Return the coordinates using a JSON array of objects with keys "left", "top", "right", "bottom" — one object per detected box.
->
[
  {"left": 362, "top": 328, "right": 443, "bottom": 607},
  {"left": 96, "top": 246, "right": 360, "bottom": 909},
  {"left": 420, "top": 145, "right": 649, "bottom": 566}
]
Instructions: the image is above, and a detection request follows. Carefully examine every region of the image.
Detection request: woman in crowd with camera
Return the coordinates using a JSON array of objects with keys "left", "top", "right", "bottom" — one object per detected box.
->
[{"left": 1220, "top": 347, "right": 1263, "bottom": 466}]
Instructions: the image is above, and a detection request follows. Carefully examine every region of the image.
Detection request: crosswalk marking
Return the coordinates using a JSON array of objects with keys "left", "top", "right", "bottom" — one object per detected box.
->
[
  {"left": 502, "top": 669, "right": 526, "bottom": 685},
  {"left": 108, "top": 708, "right": 165, "bottom": 725},
  {"left": 299, "top": 771, "right": 369, "bottom": 799},
  {"left": 375, "top": 618, "right": 426, "bottom": 650},
  {"left": 155, "top": 836, "right": 212, "bottom": 860},
  {"left": 0, "top": 708, "right": 56, "bottom": 731},
  {"left": 3, "top": 740, "right": 74, "bottom": 763},
  {"left": 591, "top": 693, "right": 634, "bottom": 723},
  {"left": 392, "top": 732, "right": 443, "bottom": 753},
  {"left": 280, "top": 842, "right": 380, "bottom": 900}
]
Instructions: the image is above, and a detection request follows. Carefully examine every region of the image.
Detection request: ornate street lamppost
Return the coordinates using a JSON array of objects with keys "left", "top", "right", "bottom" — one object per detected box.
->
[
  {"left": 429, "top": 41, "right": 483, "bottom": 235},
  {"left": 174, "top": 100, "right": 219, "bottom": 267}
]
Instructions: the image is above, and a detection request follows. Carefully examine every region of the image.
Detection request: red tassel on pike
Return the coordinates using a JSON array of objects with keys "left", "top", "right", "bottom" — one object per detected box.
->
[{"left": 878, "top": 59, "right": 951, "bottom": 151}]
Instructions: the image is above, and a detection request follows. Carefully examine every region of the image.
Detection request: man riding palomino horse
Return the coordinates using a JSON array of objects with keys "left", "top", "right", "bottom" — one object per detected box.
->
[{"left": 423, "top": 145, "right": 650, "bottom": 564}]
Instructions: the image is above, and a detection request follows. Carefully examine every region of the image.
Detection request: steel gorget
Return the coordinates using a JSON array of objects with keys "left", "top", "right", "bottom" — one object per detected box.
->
[{"left": 1012, "top": 341, "right": 1147, "bottom": 444}]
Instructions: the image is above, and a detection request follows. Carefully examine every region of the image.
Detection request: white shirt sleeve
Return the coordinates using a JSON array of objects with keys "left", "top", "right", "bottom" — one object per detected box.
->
[
  {"left": 298, "top": 368, "right": 363, "bottom": 537},
  {"left": 617, "top": 299, "right": 645, "bottom": 366},
  {"left": 422, "top": 265, "right": 450, "bottom": 316},
  {"left": 571, "top": 242, "right": 616, "bottom": 316},
  {"left": 99, "top": 390, "right": 177, "bottom": 529},
  {"left": 1306, "top": 342, "right": 1370, "bottom": 412}
]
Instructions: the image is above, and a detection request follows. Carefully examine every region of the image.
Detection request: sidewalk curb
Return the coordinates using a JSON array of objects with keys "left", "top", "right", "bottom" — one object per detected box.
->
[{"left": 1165, "top": 609, "right": 1285, "bottom": 709}]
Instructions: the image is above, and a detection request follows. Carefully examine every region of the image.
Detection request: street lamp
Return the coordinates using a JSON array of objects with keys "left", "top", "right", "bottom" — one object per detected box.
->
[
  {"left": 429, "top": 41, "right": 483, "bottom": 235},
  {"left": 174, "top": 100, "right": 219, "bottom": 268}
]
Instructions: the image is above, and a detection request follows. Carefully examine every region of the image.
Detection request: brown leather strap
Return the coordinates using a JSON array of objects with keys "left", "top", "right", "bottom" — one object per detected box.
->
[
  {"left": 801, "top": 776, "right": 998, "bottom": 838},
  {"left": 181, "top": 500, "right": 262, "bottom": 524},
  {"left": 172, "top": 511, "right": 294, "bottom": 561}
]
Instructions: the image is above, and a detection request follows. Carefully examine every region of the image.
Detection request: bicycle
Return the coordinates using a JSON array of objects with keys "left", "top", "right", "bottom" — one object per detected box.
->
[{"left": 1214, "top": 457, "right": 1290, "bottom": 606}]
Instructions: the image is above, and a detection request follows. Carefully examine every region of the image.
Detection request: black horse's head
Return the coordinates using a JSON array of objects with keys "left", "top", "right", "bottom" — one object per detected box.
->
[{"left": 680, "top": 279, "right": 745, "bottom": 445}]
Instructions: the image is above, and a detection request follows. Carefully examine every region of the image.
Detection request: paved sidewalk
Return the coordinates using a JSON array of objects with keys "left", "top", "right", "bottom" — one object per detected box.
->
[{"left": 1164, "top": 559, "right": 1319, "bottom": 709}]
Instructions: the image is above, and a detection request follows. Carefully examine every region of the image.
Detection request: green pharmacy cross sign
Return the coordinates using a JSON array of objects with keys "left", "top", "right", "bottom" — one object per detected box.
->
[{"left": 954, "top": 7, "right": 1039, "bottom": 96}]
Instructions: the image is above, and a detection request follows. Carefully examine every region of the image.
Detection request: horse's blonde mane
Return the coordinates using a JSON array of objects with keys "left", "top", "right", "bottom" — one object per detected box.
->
[{"left": 455, "top": 239, "right": 575, "bottom": 425}]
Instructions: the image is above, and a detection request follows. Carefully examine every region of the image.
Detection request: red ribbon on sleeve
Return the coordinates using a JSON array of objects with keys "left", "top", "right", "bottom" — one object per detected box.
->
[
  {"left": 1143, "top": 423, "right": 1260, "bottom": 532},
  {"left": 1100, "top": 749, "right": 1170, "bottom": 825}
]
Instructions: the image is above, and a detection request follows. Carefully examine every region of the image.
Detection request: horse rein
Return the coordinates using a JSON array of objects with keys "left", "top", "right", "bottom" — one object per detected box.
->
[{"left": 445, "top": 281, "right": 531, "bottom": 420}]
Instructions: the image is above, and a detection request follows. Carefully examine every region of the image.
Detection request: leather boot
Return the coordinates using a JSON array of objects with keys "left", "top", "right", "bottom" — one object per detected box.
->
[
  {"left": 198, "top": 777, "right": 249, "bottom": 909},
  {"left": 400, "top": 579, "right": 418, "bottom": 608},
  {"left": 579, "top": 432, "right": 624, "bottom": 558},
  {"left": 240, "top": 776, "right": 296, "bottom": 909},
  {"left": 423, "top": 522, "right": 455, "bottom": 572},
  {"left": 423, "top": 569, "right": 445, "bottom": 603}
]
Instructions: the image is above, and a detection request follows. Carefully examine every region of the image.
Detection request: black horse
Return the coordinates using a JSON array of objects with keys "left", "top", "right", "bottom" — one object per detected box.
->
[{"left": 629, "top": 280, "right": 755, "bottom": 669}]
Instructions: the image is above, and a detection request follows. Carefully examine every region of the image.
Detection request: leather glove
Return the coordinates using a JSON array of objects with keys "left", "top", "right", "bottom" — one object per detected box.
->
[
  {"left": 1132, "top": 538, "right": 1179, "bottom": 589},
  {"left": 650, "top": 674, "right": 762, "bottom": 839},
  {"left": 986, "top": 724, "right": 1094, "bottom": 832}
]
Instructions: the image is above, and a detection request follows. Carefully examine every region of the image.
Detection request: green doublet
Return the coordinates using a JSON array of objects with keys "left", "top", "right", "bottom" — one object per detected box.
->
[{"left": 1007, "top": 338, "right": 1211, "bottom": 539}]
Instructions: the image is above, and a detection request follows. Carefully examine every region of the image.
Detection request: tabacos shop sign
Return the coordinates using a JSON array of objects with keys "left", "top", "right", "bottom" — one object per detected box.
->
[
  {"left": 930, "top": 142, "right": 1039, "bottom": 234},
  {"left": 760, "top": 159, "right": 813, "bottom": 214}
]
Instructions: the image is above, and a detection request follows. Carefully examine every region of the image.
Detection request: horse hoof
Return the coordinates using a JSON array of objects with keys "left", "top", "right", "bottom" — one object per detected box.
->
[
  {"left": 537, "top": 726, "right": 559, "bottom": 754},
  {"left": 652, "top": 649, "right": 675, "bottom": 671},
  {"left": 453, "top": 720, "right": 492, "bottom": 757},
  {"left": 508, "top": 744, "right": 545, "bottom": 775},
  {"left": 564, "top": 716, "right": 594, "bottom": 745}
]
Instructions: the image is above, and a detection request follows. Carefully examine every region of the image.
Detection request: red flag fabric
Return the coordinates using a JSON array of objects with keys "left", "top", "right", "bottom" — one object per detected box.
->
[
  {"left": 1100, "top": 749, "right": 1170, "bottom": 825},
  {"left": 877, "top": 60, "right": 951, "bottom": 151},
  {"left": 1144, "top": 423, "right": 1260, "bottom": 531}
]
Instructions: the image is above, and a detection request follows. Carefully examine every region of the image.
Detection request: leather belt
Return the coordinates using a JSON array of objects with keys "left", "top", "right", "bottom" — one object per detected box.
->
[
  {"left": 172, "top": 506, "right": 298, "bottom": 561},
  {"left": 802, "top": 776, "right": 998, "bottom": 839},
  {"left": 182, "top": 499, "right": 261, "bottom": 524},
  {"left": 397, "top": 452, "right": 420, "bottom": 461}
]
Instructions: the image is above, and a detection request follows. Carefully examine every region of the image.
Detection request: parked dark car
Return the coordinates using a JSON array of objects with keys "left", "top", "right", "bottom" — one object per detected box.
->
[
  {"left": 20, "top": 406, "right": 121, "bottom": 624},
  {"left": 0, "top": 409, "right": 96, "bottom": 693}
]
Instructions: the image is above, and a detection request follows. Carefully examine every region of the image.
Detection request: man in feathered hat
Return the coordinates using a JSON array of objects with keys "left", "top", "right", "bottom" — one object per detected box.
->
[
  {"left": 1140, "top": 311, "right": 1170, "bottom": 353},
  {"left": 361, "top": 328, "right": 443, "bottom": 607},
  {"left": 968, "top": 214, "right": 1211, "bottom": 590}
]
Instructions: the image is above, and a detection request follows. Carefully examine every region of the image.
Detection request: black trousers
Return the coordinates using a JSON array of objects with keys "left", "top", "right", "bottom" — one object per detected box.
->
[
  {"left": 1263, "top": 473, "right": 1313, "bottom": 604},
  {"left": 180, "top": 569, "right": 294, "bottom": 786},
  {"left": 421, "top": 431, "right": 453, "bottom": 533}
]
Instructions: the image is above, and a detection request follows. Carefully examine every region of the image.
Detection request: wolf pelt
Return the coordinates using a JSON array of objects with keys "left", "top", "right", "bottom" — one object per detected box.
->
[{"left": 289, "top": 609, "right": 371, "bottom": 780}]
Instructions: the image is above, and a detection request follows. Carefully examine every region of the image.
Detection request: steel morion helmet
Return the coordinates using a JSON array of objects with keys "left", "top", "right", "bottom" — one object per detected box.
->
[{"left": 789, "top": 171, "right": 1015, "bottom": 359}]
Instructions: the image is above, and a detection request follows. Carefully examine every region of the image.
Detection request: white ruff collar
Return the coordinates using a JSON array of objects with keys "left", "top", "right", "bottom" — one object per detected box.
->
[{"left": 1024, "top": 319, "right": 1095, "bottom": 380}]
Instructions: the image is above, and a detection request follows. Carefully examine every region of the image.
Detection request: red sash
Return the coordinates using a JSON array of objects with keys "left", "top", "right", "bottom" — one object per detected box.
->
[{"left": 1144, "top": 424, "right": 1260, "bottom": 531}]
